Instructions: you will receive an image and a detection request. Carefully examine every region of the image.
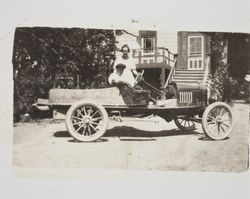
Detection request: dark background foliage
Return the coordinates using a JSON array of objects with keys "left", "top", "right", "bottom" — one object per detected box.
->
[
  {"left": 209, "top": 32, "right": 250, "bottom": 102},
  {"left": 13, "top": 27, "right": 116, "bottom": 120}
]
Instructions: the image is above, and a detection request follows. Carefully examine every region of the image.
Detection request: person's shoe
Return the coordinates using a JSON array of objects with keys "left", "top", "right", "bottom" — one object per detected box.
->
[
  {"left": 155, "top": 100, "right": 167, "bottom": 107},
  {"left": 148, "top": 101, "right": 154, "bottom": 106}
]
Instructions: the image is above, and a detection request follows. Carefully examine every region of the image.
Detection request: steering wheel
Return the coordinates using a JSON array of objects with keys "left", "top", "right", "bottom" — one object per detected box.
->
[{"left": 135, "top": 69, "right": 144, "bottom": 82}]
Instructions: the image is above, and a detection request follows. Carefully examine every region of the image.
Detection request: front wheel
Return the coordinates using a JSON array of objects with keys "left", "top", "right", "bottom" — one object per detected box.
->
[
  {"left": 65, "top": 100, "right": 109, "bottom": 142},
  {"left": 202, "top": 102, "right": 233, "bottom": 140}
]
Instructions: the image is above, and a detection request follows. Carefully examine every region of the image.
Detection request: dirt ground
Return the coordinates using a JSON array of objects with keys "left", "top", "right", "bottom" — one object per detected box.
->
[{"left": 12, "top": 103, "right": 249, "bottom": 173}]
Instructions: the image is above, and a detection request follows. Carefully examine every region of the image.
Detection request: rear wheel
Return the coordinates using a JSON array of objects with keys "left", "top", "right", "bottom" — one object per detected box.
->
[
  {"left": 202, "top": 102, "right": 233, "bottom": 140},
  {"left": 65, "top": 100, "right": 109, "bottom": 142},
  {"left": 174, "top": 116, "right": 196, "bottom": 131}
]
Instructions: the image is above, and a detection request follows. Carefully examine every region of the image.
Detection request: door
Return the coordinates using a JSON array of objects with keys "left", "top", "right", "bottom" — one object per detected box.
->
[{"left": 187, "top": 36, "right": 204, "bottom": 70}]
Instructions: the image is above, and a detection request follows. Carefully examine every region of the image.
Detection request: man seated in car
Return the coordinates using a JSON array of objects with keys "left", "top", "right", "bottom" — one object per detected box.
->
[
  {"left": 108, "top": 63, "right": 138, "bottom": 87},
  {"left": 108, "top": 63, "right": 169, "bottom": 107}
]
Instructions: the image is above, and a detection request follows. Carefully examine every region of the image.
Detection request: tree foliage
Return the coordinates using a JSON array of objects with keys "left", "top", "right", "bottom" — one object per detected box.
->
[
  {"left": 209, "top": 32, "right": 250, "bottom": 102},
  {"left": 13, "top": 27, "right": 116, "bottom": 120},
  {"left": 228, "top": 33, "right": 250, "bottom": 80},
  {"left": 209, "top": 33, "right": 231, "bottom": 102}
]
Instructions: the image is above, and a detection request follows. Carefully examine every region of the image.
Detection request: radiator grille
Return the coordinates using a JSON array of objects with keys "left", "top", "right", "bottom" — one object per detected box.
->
[{"left": 179, "top": 92, "right": 193, "bottom": 103}]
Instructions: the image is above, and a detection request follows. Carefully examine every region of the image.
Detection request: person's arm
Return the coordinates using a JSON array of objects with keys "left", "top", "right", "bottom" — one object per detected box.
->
[
  {"left": 128, "top": 56, "right": 140, "bottom": 76},
  {"left": 108, "top": 73, "right": 118, "bottom": 85},
  {"left": 108, "top": 72, "right": 125, "bottom": 86},
  {"left": 132, "top": 69, "right": 139, "bottom": 76}
]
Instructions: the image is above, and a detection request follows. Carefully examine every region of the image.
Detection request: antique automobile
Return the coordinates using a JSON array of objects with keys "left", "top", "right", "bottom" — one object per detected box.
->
[{"left": 47, "top": 70, "right": 234, "bottom": 142}]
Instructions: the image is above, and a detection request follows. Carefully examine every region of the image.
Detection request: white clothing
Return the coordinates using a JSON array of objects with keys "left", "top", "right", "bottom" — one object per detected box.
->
[
  {"left": 108, "top": 73, "right": 122, "bottom": 85},
  {"left": 108, "top": 70, "right": 136, "bottom": 87},
  {"left": 110, "top": 55, "right": 137, "bottom": 87},
  {"left": 113, "top": 56, "right": 136, "bottom": 70}
]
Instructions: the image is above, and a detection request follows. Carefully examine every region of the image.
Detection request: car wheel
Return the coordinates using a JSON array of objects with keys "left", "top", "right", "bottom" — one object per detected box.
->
[
  {"left": 202, "top": 102, "right": 233, "bottom": 140},
  {"left": 174, "top": 116, "right": 196, "bottom": 131},
  {"left": 65, "top": 100, "right": 109, "bottom": 142}
]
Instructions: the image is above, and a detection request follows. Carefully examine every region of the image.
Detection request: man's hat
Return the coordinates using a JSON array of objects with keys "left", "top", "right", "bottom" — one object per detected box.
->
[{"left": 115, "top": 63, "right": 126, "bottom": 69}]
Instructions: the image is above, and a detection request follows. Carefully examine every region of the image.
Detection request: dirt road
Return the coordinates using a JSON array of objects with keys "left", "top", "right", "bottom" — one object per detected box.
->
[{"left": 13, "top": 103, "right": 249, "bottom": 173}]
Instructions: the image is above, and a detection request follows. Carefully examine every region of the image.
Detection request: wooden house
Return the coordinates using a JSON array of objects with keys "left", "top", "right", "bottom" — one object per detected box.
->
[{"left": 115, "top": 30, "right": 211, "bottom": 88}]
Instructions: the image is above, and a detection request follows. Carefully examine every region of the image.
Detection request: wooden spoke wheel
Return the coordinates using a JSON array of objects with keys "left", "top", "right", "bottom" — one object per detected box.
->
[
  {"left": 174, "top": 116, "right": 196, "bottom": 131},
  {"left": 66, "top": 101, "right": 109, "bottom": 142},
  {"left": 202, "top": 102, "right": 233, "bottom": 140}
]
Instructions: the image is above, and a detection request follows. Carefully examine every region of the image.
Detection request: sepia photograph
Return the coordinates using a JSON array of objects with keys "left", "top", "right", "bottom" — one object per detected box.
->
[
  {"left": 1, "top": 1, "right": 250, "bottom": 199},
  {"left": 12, "top": 26, "right": 249, "bottom": 172}
]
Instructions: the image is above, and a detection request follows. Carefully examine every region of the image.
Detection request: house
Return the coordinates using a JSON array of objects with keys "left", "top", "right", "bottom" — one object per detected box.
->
[{"left": 115, "top": 30, "right": 211, "bottom": 89}]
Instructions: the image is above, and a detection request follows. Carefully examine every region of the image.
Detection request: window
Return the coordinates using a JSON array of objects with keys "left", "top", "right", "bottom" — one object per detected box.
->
[
  {"left": 142, "top": 36, "right": 155, "bottom": 53},
  {"left": 140, "top": 31, "right": 156, "bottom": 54},
  {"left": 189, "top": 37, "right": 202, "bottom": 56}
]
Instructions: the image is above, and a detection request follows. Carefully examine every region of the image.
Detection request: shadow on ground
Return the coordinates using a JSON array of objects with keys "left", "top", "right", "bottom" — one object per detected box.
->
[
  {"left": 198, "top": 136, "right": 229, "bottom": 141},
  {"left": 105, "top": 126, "right": 201, "bottom": 138},
  {"left": 53, "top": 126, "right": 203, "bottom": 141}
]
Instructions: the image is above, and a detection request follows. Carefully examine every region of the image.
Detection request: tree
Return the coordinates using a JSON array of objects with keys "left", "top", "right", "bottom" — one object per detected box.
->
[
  {"left": 209, "top": 32, "right": 231, "bottom": 102},
  {"left": 13, "top": 27, "right": 116, "bottom": 121},
  {"left": 208, "top": 32, "right": 250, "bottom": 102}
]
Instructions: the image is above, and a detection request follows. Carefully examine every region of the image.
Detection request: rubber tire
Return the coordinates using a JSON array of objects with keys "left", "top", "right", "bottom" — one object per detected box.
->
[
  {"left": 65, "top": 100, "right": 109, "bottom": 142},
  {"left": 202, "top": 102, "right": 233, "bottom": 140},
  {"left": 174, "top": 116, "right": 196, "bottom": 131}
]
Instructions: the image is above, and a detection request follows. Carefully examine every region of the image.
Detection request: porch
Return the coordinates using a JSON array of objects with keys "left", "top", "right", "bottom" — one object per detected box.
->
[{"left": 132, "top": 47, "right": 176, "bottom": 88}]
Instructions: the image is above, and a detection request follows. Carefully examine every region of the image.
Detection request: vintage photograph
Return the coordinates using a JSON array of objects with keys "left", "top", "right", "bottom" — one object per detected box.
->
[{"left": 12, "top": 26, "right": 250, "bottom": 172}]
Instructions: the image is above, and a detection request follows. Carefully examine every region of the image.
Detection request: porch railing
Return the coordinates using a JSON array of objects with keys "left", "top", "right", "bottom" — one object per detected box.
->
[
  {"left": 202, "top": 56, "right": 211, "bottom": 101},
  {"left": 164, "top": 57, "right": 177, "bottom": 88},
  {"left": 202, "top": 56, "right": 211, "bottom": 86},
  {"left": 133, "top": 47, "right": 175, "bottom": 67}
]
